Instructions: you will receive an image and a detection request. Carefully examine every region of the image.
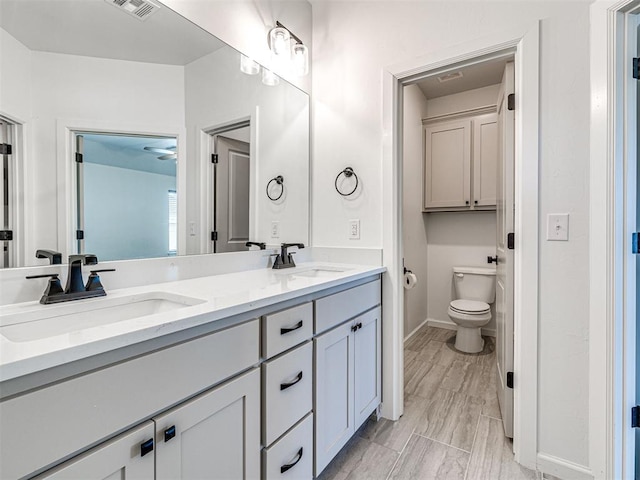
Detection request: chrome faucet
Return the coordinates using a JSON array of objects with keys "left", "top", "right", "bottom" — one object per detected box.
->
[
  {"left": 272, "top": 243, "right": 305, "bottom": 269},
  {"left": 26, "top": 254, "right": 115, "bottom": 304}
]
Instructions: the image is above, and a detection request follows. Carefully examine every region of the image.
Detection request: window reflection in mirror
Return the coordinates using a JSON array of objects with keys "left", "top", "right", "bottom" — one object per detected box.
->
[{"left": 75, "top": 133, "right": 177, "bottom": 261}]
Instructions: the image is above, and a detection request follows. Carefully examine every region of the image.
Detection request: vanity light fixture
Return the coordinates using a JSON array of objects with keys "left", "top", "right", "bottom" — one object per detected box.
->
[
  {"left": 268, "top": 21, "right": 309, "bottom": 77},
  {"left": 240, "top": 54, "right": 260, "bottom": 75},
  {"left": 262, "top": 68, "right": 280, "bottom": 86}
]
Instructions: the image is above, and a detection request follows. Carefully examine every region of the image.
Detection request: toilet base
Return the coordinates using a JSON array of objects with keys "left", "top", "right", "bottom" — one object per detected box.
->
[{"left": 454, "top": 326, "right": 484, "bottom": 353}]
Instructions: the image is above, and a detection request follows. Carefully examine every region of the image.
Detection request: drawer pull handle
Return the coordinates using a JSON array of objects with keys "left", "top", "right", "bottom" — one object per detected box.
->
[
  {"left": 280, "top": 447, "right": 304, "bottom": 474},
  {"left": 140, "top": 438, "right": 154, "bottom": 457},
  {"left": 280, "top": 371, "right": 303, "bottom": 391},
  {"left": 164, "top": 425, "right": 176, "bottom": 442},
  {"left": 280, "top": 320, "right": 303, "bottom": 335}
]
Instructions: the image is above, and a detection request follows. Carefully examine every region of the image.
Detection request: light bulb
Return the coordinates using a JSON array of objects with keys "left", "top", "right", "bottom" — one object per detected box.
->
[
  {"left": 240, "top": 54, "right": 260, "bottom": 75},
  {"left": 269, "top": 26, "right": 290, "bottom": 58},
  {"left": 262, "top": 68, "right": 280, "bottom": 86},
  {"left": 292, "top": 43, "right": 309, "bottom": 76}
]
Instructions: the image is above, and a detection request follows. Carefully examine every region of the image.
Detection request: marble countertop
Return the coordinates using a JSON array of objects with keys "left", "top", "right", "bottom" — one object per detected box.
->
[{"left": 0, "top": 262, "right": 384, "bottom": 382}]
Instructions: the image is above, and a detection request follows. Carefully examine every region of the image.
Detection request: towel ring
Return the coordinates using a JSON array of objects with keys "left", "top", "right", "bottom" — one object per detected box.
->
[
  {"left": 266, "top": 175, "right": 284, "bottom": 201},
  {"left": 335, "top": 167, "right": 358, "bottom": 197}
]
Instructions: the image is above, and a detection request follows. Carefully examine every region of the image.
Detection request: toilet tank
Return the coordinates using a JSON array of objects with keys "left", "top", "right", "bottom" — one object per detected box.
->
[{"left": 452, "top": 266, "right": 496, "bottom": 303}]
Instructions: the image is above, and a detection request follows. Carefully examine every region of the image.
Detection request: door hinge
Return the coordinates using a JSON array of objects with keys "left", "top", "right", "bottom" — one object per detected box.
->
[
  {"left": 633, "top": 232, "right": 640, "bottom": 254},
  {"left": 76, "top": 230, "right": 84, "bottom": 240},
  {"left": 507, "top": 232, "right": 515, "bottom": 250},
  {"left": 632, "top": 406, "right": 640, "bottom": 428},
  {"left": 211, "top": 153, "right": 218, "bottom": 164},
  {"left": 75, "top": 152, "right": 83, "bottom": 163},
  {"left": 506, "top": 371, "right": 514, "bottom": 389},
  {"left": 507, "top": 93, "right": 515, "bottom": 111},
  {"left": 0, "top": 143, "right": 12, "bottom": 155},
  {"left": 0, "top": 230, "right": 13, "bottom": 241},
  {"left": 633, "top": 58, "right": 640, "bottom": 80},
  {"left": 211, "top": 231, "right": 218, "bottom": 241}
]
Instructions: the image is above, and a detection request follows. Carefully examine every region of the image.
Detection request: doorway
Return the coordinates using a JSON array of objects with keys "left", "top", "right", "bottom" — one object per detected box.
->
[{"left": 382, "top": 23, "right": 540, "bottom": 470}]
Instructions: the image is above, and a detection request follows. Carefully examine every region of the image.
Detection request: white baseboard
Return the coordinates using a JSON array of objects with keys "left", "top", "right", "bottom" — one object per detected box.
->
[
  {"left": 537, "top": 453, "right": 593, "bottom": 480},
  {"left": 426, "top": 318, "right": 496, "bottom": 337},
  {"left": 404, "top": 318, "right": 428, "bottom": 342}
]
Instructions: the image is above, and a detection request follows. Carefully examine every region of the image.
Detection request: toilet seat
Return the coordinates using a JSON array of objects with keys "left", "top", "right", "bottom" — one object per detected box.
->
[{"left": 449, "top": 299, "right": 490, "bottom": 315}]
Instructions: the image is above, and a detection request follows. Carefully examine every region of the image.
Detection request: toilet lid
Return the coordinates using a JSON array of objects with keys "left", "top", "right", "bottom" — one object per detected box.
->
[{"left": 450, "top": 299, "right": 490, "bottom": 314}]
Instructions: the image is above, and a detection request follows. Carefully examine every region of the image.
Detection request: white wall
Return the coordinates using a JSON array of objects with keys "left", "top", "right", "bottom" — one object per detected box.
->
[
  {"left": 0, "top": 28, "right": 31, "bottom": 121},
  {"left": 402, "top": 85, "right": 429, "bottom": 338},
  {"left": 312, "top": 0, "right": 592, "bottom": 473},
  {"left": 162, "top": 0, "right": 312, "bottom": 94},
  {"left": 84, "top": 163, "right": 176, "bottom": 262}
]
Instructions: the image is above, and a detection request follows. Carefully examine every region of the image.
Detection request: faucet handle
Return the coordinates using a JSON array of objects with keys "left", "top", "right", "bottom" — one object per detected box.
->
[
  {"left": 85, "top": 269, "right": 115, "bottom": 292},
  {"left": 26, "top": 273, "right": 64, "bottom": 300}
]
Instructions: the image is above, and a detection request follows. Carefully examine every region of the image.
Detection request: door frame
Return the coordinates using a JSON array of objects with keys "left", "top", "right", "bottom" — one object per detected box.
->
[
  {"left": 56, "top": 119, "right": 186, "bottom": 259},
  {"left": 381, "top": 21, "right": 540, "bottom": 468},
  {"left": 590, "top": 1, "right": 640, "bottom": 478}
]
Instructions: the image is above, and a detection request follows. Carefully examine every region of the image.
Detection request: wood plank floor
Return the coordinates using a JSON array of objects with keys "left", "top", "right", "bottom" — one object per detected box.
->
[{"left": 318, "top": 325, "right": 539, "bottom": 480}]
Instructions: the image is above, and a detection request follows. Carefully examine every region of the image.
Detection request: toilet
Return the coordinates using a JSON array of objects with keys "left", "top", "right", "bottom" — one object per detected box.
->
[{"left": 447, "top": 266, "right": 496, "bottom": 353}]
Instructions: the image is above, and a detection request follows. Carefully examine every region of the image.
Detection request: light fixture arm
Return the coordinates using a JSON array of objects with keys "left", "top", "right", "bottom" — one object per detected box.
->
[{"left": 275, "top": 21, "right": 303, "bottom": 45}]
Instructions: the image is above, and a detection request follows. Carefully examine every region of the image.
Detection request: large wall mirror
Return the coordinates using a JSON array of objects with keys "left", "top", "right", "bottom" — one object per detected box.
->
[{"left": 0, "top": 0, "right": 309, "bottom": 267}]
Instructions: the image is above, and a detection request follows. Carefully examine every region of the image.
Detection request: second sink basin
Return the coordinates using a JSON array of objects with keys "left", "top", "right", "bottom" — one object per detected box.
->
[
  {"left": 292, "top": 266, "right": 348, "bottom": 278},
  {"left": 0, "top": 292, "right": 206, "bottom": 343}
]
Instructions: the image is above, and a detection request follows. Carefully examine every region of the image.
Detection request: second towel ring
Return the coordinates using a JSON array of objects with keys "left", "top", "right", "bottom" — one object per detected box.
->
[
  {"left": 266, "top": 175, "right": 284, "bottom": 201},
  {"left": 335, "top": 167, "right": 358, "bottom": 196}
]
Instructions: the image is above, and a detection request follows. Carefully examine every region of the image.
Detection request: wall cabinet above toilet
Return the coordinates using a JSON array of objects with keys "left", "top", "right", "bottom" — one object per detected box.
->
[{"left": 423, "top": 112, "right": 498, "bottom": 212}]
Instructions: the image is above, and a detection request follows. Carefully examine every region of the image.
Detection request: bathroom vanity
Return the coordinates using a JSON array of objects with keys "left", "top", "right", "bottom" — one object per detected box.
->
[{"left": 0, "top": 263, "right": 383, "bottom": 479}]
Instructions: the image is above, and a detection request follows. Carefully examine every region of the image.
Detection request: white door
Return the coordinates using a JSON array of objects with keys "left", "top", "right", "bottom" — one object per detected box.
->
[
  {"left": 154, "top": 368, "right": 260, "bottom": 480},
  {"left": 213, "top": 135, "right": 250, "bottom": 253},
  {"left": 495, "top": 61, "right": 515, "bottom": 438},
  {"left": 353, "top": 307, "right": 381, "bottom": 430},
  {"left": 472, "top": 113, "right": 498, "bottom": 207},
  {"left": 314, "top": 321, "right": 354, "bottom": 476},
  {"left": 34, "top": 421, "right": 155, "bottom": 480}
]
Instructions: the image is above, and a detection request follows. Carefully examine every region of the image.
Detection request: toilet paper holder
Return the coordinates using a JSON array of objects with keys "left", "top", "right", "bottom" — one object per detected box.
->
[{"left": 403, "top": 266, "right": 412, "bottom": 274}]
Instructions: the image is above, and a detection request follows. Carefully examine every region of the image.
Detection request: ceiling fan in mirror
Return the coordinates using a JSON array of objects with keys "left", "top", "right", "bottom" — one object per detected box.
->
[{"left": 143, "top": 146, "right": 176, "bottom": 161}]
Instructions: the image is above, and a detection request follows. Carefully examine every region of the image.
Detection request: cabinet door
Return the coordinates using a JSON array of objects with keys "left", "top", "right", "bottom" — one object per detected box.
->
[
  {"left": 353, "top": 307, "right": 382, "bottom": 430},
  {"left": 154, "top": 368, "right": 260, "bottom": 480},
  {"left": 314, "top": 322, "right": 354, "bottom": 476},
  {"left": 34, "top": 421, "right": 155, "bottom": 480},
  {"left": 424, "top": 119, "right": 471, "bottom": 209},
  {"left": 472, "top": 113, "right": 498, "bottom": 207}
]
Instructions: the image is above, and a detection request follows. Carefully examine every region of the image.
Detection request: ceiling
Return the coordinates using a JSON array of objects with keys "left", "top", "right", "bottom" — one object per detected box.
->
[
  {"left": 82, "top": 134, "right": 177, "bottom": 177},
  {"left": 0, "top": 0, "right": 225, "bottom": 65},
  {"left": 415, "top": 57, "right": 509, "bottom": 99}
]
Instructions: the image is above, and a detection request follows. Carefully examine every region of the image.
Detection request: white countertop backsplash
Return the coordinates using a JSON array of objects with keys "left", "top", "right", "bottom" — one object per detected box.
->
[{"left": 0, "top": 248, "right": 383, "bottom": 382}]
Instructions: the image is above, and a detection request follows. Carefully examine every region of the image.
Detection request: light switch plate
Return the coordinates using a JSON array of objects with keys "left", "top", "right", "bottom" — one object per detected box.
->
[
  {"left": 547, "top": 213, "right": 569, "bottom": 241},
  {"left": 349, "top": 219, "right": 360, "bottom": 240}
]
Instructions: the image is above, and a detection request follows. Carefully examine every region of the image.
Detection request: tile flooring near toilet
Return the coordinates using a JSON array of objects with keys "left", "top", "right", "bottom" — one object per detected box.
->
[{"left": 318, "top": 325, "right": 543, "bottom": 480}]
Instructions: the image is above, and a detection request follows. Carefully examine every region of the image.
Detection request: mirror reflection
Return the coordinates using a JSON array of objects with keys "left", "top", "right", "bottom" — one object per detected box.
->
[{"left": 0, "top": 0, "right": 309, "bottom": 267}]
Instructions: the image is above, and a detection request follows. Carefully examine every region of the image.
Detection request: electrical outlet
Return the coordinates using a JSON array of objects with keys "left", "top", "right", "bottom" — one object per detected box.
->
[
  {"left": 546, "top": 213, "right": 569, "bottom": 241},
  {"left": 271, "top": 221, "right": 280, "bottom": 239},
  {"left": 349, "top": 219, "right": 360, "bottom": 240},
  {"left": 189, "top": 221, "right": 197, "bottom": 236}
]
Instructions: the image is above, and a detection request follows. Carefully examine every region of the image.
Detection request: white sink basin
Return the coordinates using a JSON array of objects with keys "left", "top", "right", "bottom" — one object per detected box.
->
[
  {"left": 292, "top": 267, "right": 348, "bottom": 278},
  {"left": 0, "top": 292, "right": 206, "bottom": 343}
]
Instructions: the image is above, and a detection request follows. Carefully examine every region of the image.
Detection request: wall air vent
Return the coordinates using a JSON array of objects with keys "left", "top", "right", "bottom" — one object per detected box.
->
[
  {"left": 104, "top": 0, "right": 160, "bottom": 21},
  {"left": 437, "top": 71, "right": 463, "bottom": 83}
]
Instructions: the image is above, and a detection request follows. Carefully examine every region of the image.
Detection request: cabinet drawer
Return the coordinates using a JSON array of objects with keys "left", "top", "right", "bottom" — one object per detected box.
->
[
  {"left": 263, "top": 413, "right": 313, "bottom": 480},
  {"left": 262, "top": 342, "right": 312, "bottom": 446},
  {"left": 315, "top": 279, "right": 381, "bottom": 334},
  {"left": 0, "top": 319, "right": 259, "bottom": 480},
  {"left": 262, "top": 303, "right": 313, "bottom": 359}
]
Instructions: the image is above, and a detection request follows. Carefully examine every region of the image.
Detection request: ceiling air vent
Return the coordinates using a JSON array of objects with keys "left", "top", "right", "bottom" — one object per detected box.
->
[
  {"left": 104, "top": 0, "right": 160, "bottom": 21},
  {"left": 437, "top": 71, "right": 463, "bottom": 83}
]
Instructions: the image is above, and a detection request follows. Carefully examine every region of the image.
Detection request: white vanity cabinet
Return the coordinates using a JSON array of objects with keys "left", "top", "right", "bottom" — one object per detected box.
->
[
  {"left": 313, "top": 279, "right": 382, "bottom": 476},
  {"left": 423, "top": 112, "right": 498, "bottom": 211},
  {"left": 33, "top": 421, "right": 156, "bottom": 480}
]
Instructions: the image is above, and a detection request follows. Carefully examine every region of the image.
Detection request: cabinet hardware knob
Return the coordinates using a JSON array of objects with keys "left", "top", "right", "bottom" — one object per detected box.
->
[
  {"left": 280, "top": 447, "right": 304, "bottom": 474},
  {"left": 487, "top": 256, "right": 498, "bottom": 265},
  {"left": 474, "top": 200, "right": 478, "bottom": 204},
  {"left": 140, "top": 438, "right": 154, "bottom": 457},
  {"left": 357, "top": 322, "right": 363, "bottom": 330},
  {"left": 465, "top": 200, "right": 469, "bottom": 205},
  {"left": 164, "top": 425, "right": 176, "bottom": 442},
  {"left": 351, "top": 324, "right": 358, "bottom": 332},
  {"left": 280, "top": 320, "right": 303, "bottom": 335},
  {"left": 280, "top": 371, "right": 303, "bottom": 391}
]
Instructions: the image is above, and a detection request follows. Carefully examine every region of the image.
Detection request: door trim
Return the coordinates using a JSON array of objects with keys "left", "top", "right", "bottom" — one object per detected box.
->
[
  {"left": 382, "top": 21, "right": 540, "bottom": 469},
  {"left": 590, "top": 2, "right": 640, "bottom": 478}
]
